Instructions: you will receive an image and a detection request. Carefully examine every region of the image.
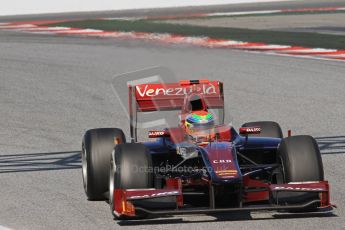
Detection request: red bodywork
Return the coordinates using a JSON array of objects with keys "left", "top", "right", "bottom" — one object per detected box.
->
[{"left": 113, "top": 179, "right": 332, "bottom": 217}]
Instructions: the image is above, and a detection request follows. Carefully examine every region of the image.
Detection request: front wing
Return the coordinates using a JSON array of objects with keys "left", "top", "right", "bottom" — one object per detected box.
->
[{"left": 112, "top": 179, "right": 334, "bottom": 218}]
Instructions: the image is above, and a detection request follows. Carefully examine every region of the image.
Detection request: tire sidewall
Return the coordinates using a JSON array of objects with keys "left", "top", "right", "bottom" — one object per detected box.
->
[{"left": 82, "top": 128, "right": 125, "bottom": 200}]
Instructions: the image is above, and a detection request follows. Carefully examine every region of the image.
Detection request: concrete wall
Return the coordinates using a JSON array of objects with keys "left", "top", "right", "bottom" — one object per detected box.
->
[{"left": 0, "top": 0, "right": 289, "bottom": 16}]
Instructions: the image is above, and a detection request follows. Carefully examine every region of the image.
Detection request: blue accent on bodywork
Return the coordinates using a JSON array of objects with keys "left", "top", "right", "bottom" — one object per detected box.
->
[
  {"left": 142, "top": 128, "right": 282, "bottom": 185},
  {"left": 234, "top": 136, "right": 281, "bottom": 151},
  {"left": 199, "top": 142, "right": 242, "bottom": 184}
]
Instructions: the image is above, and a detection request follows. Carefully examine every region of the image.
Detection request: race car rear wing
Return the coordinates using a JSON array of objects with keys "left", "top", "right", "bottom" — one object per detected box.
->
[
  {"left": 129, "top": 80, "right": 224, "bottom": 112},
  {"left": 128, "top": 80, "right": 224, "bottom": 141}
]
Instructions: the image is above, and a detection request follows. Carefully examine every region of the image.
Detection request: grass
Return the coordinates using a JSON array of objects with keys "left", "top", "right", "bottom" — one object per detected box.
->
[{"left": 45, "top": 19, "right": 345, "bottom": 49}]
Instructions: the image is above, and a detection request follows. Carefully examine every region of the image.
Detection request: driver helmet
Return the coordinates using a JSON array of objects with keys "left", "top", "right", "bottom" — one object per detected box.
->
[{"left": 184, "top": 110, "right": 215, "bottom": 137}]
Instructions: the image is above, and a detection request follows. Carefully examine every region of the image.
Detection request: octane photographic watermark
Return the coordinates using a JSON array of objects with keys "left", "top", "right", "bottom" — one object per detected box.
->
[
  {"left": 111, "top": 66, "right": 178, "bottom": 132},
  {"left": 111, "top": 66, "right": 232, "bottom": 139},
  {"left": 115, "top": 164, "right": 217, "bottom": 175}
]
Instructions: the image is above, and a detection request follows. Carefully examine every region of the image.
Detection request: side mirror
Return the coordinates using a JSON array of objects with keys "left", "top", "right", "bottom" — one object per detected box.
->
[{"left": 239, "top": 127, "right": 261, "bottom": 135}]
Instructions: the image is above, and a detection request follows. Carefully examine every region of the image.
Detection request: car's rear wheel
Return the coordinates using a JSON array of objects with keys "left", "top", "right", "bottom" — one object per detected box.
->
[
  {"left": 82, "top": 128, "right": 125, "bottom": 200},
  {"left": 276, "top": 135, "right": 324, "bottom": 208},
  {"left": 109, "top": 143, "right": 153, "bottom": 219},
  {"left": 241, "top": 121, "right": 283, "bottom": 138}
]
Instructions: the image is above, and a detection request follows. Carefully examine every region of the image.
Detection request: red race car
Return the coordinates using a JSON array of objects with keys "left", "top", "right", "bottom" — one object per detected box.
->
[{"left": 81, "top": 79, "right": 335, "bottom": 219}]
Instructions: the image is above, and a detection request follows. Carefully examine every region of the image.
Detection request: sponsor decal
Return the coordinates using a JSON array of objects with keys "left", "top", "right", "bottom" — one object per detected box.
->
[
  {"left": 272, "top": 186, "right": 324, "bottom": 191},
  {"left": 216, "top": 169, "right": 238, "bottom": 176},
  {"left": 213, "top": 159, "right": 232, "bottom": 164},
  {"left": 216, "top": 169, "right": 238, "bottom": 173},
  {"left": 148, "top": 130, "right": 169, "bottom": 138},
  {"left": 129, "top": 191, "right": 179, "bottom": 199},
  {"left": 239, "top": 127, "right": 261, "bottom": 134},
  {"left": 136, "top": 84, "right": 216, "bottom": 97},
  {"left": 245, "top": 127, "right": 261, "bottom": 133}
]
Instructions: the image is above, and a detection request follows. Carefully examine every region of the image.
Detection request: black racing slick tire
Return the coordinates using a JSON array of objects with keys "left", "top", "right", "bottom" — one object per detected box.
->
[
  {"left": 241, "top": 121, "right": 283, "bottom": 138},
  {"left": 109, "top": 143, "right": 153, "bottom": 219},
  {"left": 82, "top": 128, "right": 126, "bottom": 200},
  {"left": 113, "top": 143, "right": 153, "bottom": 189},
  {"left": 276, "top": 135, "right": 324, "bottom": 206}
]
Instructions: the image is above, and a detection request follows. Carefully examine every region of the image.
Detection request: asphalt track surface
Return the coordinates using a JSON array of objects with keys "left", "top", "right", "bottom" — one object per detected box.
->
[{"left": 0, "top": 2, "right": 345, "bottom": 230}]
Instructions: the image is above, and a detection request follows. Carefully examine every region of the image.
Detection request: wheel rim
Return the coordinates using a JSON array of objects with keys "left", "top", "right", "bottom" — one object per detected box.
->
[
  {"left": 82, "top": 145, "right": 88, "bottom": 192},
  {"left": 278, "top": 156, "right": 286, "bottom": 184},
  {"left": 109, "top": 150, "right": 116, "bottom": 210}
]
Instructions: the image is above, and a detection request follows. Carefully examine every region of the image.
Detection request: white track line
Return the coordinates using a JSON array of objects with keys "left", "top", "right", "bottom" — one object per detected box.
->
[
  {"left": 245, "top": 45, "right": 291, "bottom": 49},
  {"left": 278, "top": 48, "right": 337, "bottom": 53},
  {"left": 207, "top": 10, "right": 280, "bottom": 17},
  {"left": 200, "top": 7, "right": 345, "bottom": 17},
  {"left": 23, "top": 27, "right": 71, "bottom": 31},
  {"left": 0, "top": 24, "right": 36, "bottom": 29},
  {"left": 206, "top": 40, "right": 248, "bottom": 46},
  {"left": 103, "top": 6, "right": 345, "bottom": 21},
  {"left": 54, "top": 29, "right": 104, "bottom": 34},
  {"left": 104, "top": 17, "right": 142, "bottom": 21},
  {"left": 250, "top": 50, "right": 345, "bottom": 63}
]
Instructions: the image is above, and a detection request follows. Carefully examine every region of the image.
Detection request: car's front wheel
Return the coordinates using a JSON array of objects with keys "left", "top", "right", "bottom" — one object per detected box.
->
[
  {"left": 276, "top": 135, "right": 324, "bottom": 209},
  {"left": 82, "top": 128, "right": 125, "bottom": 200},
  {"left": 109, "top": 143, "right": 153, "bottom": 219}
]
